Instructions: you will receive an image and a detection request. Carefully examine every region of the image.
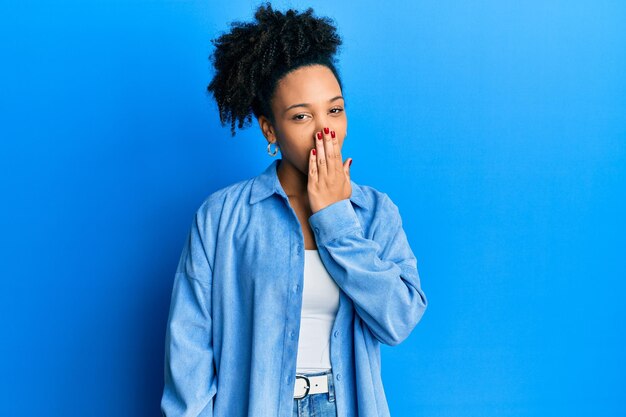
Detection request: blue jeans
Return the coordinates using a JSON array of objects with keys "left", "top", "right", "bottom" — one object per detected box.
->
[{"left": 292, "top": 369, "right": 337, "bottom": 417}]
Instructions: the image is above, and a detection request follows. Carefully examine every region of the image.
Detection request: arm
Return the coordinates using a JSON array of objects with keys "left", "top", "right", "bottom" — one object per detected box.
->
[
  {"left": 308, "top": 194, "right": 428, "bottom": 346},
  {"left": 161, "top": 209, "right": 217, "bottom": 416}
]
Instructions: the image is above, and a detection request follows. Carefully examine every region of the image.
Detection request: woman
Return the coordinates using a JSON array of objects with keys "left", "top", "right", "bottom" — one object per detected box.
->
[{"left": 160, "top": 3, "right": 428, "bottom": 417}]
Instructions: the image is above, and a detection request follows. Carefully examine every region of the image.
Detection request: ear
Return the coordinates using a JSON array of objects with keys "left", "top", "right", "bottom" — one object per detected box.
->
[{"left": 257, "top": 115, "right": 276, "bottom": 142}]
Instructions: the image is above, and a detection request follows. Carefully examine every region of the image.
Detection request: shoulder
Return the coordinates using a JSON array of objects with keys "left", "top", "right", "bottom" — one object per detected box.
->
[
  {"left": 352, "top": 182, "right": 403, "bottom": 225},
  {"left": 194, "top": 177, "right": 255, "bottom": 225},
  {"left": 199, "top": 177, "right": 250, "bottom": 208}
]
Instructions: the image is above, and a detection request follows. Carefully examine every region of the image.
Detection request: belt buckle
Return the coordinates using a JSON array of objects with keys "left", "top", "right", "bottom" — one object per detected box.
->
[{"left": 294, "top": 374, "right": 311, "bottom": 400}]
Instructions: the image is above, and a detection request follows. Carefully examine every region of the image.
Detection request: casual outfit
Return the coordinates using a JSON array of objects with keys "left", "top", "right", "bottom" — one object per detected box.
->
[
  {"left": 296, "top": 249, "right": 340, "bottom": 374},
  {"left": 291, "top": 249, "right": 340, "bottom": 416},
  {"left": 160, "top": 158, "right": 428, "bottom": 417}
]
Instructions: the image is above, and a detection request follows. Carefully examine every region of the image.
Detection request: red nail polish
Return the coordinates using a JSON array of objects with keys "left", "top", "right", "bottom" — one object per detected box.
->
[
  {"left": 317, "top": 132, "right": 322, "bottom": 140},
  {"left": 349, "top": 159, "right": 352, "bottom": 167},
  {"left": 323, "top": 127, "right": 329, "bottom": 134},
  {"left": 312, "top": 149, "right": 316, "bottom": 155},
  {"left": 331, "top": 130, "right": 336, "bottom": 138}
]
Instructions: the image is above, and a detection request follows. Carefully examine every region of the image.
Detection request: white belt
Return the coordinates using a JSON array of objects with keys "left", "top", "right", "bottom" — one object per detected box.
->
[{"left": 294, "top": 373, "right": 330, "bottom": 399}]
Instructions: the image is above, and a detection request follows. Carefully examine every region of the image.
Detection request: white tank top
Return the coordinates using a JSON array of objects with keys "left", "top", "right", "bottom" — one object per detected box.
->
[{"left": 295, "top": 249, "right": 340, "bottom": 373}]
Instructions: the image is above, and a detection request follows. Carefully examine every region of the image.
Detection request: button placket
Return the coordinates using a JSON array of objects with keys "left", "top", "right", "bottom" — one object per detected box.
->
[{"left": 284, "top": 224, "right": 306, "bottom": 406}]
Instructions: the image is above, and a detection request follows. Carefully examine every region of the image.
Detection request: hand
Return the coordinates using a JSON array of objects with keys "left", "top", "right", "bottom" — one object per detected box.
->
[{"left": 308, "top": 127, "right": 353, "bottom": 214}]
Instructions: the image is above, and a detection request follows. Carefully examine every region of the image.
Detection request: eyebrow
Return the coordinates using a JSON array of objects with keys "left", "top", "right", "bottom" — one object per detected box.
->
[{"left": 283, "top": 95, "right": 344, "bottom": 115}]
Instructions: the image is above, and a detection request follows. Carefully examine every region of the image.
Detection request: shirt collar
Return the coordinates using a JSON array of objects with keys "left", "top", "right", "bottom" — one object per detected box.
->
[{"left": 249, "top": 159, "right": 368, "bottom": 208}]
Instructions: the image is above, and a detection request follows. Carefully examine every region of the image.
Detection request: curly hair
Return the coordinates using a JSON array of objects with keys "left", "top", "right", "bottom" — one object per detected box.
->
[{"left": 206, "top": 2, "right": 344, "bottom": 137}]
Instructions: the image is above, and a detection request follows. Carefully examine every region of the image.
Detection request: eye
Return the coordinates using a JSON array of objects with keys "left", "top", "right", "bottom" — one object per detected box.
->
[{"left": 291, "top": 107, "right": 344, "bottom": 121}]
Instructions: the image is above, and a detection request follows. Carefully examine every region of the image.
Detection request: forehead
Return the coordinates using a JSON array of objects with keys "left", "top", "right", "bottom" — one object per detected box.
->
[{"left": 273, "top": 64, "right": 341, "bottom": 107}]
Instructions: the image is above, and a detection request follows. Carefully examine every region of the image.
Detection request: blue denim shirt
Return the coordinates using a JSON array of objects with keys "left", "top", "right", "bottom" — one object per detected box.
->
[{"left": 161, "top": 159, "right": 428, "bottom": 417}]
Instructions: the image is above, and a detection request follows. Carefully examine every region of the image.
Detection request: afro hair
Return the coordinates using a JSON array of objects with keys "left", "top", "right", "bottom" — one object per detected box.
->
[{"left": 206, "top": 2, "right": 343, "bottom": 136}]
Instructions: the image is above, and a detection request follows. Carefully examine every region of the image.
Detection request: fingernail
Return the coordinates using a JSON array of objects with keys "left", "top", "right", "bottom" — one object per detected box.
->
[
  {"left": 331, "top": 130, "right": 336, "bottom": 139},
  {"left": 349, "top": 159, "right": 352, "bottom": 167},
  {"left": 317, "top": 132, "right": 322, "bottom": 140},
  {"left": 323, "top": 127, "right": 329, "bottom": 134},
  {"left": 312, "top": 149, "right": 316, "bottom": 155}
]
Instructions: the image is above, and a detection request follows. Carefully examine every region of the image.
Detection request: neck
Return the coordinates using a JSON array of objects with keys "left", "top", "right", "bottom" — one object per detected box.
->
[{"left": 276, "top": 158, "right": 308, "bottom": 199}]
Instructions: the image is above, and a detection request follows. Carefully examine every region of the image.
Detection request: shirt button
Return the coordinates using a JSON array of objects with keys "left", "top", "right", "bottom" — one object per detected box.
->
[
  {"left": 290, "top": 331, "right": 295, "bottom": 338},
  {"left": 334, "top": 330, "right": 339, "bottom": 338},
  {"left": 336, "top": 373, "right": 342, "bottom": 381},
  {"left": 314, "top": 227, "right": 320, "bottom": 234},
  {"left": 294, "top": 284, "right": 300, "bottom": 293},
  {"left": 296, "top": 244, "right": 302, "bottom": 251}
]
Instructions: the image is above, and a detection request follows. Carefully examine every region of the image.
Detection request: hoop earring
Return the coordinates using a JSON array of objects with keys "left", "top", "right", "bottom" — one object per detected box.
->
[{"left": 267, "top": 141, "right": 279, "bottom": 157}]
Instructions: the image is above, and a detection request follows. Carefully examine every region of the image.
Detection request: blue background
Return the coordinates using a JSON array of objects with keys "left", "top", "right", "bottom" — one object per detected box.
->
[{"left": 1, "top": 1, "right": 625, "bottom": 416}]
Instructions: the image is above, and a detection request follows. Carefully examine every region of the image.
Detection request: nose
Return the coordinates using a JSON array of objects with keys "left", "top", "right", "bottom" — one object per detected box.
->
[{"left": 314, "top": 118, "right": 333, "bottom": 136}]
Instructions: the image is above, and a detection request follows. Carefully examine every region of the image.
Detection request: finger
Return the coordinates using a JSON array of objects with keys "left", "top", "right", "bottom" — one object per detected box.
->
[
  {"left": 322, "top": 127, "right": 335, "bottom": 175},
  {"left": 309, "top": 147, "right": 318, "bottom": 183},
  {"left": 315, "top": 130, "right": 327, "bottom": 178},
  {"left": 343, "top": 157, "right": 352, "bottom": 180},
  {"left": 330, "top": 129, "right": 343, "bottom": 175}
]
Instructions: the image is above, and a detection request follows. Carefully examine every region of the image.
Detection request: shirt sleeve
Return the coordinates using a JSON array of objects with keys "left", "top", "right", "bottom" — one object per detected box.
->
[
  {"left": 161, "top": 209, "right": 217, "bottom": 417},
  {"left": 308, "top": 194, "right": 428, "bottom": 346}
]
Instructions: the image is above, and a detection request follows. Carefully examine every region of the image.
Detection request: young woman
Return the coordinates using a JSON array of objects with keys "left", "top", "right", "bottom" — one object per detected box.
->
[{"left": 160, "top": 3, "right": 428, "bottom": 417}]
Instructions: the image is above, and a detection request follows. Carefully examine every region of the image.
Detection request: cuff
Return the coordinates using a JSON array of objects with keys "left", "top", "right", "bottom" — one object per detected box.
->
[{"left": 308, "top": 199, "right": 362, "bottom": 245}]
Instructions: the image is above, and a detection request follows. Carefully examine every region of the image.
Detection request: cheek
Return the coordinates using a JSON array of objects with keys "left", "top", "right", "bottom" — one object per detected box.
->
[{"left": 277, "top": 129, "right": 314, "bottom": 157}]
